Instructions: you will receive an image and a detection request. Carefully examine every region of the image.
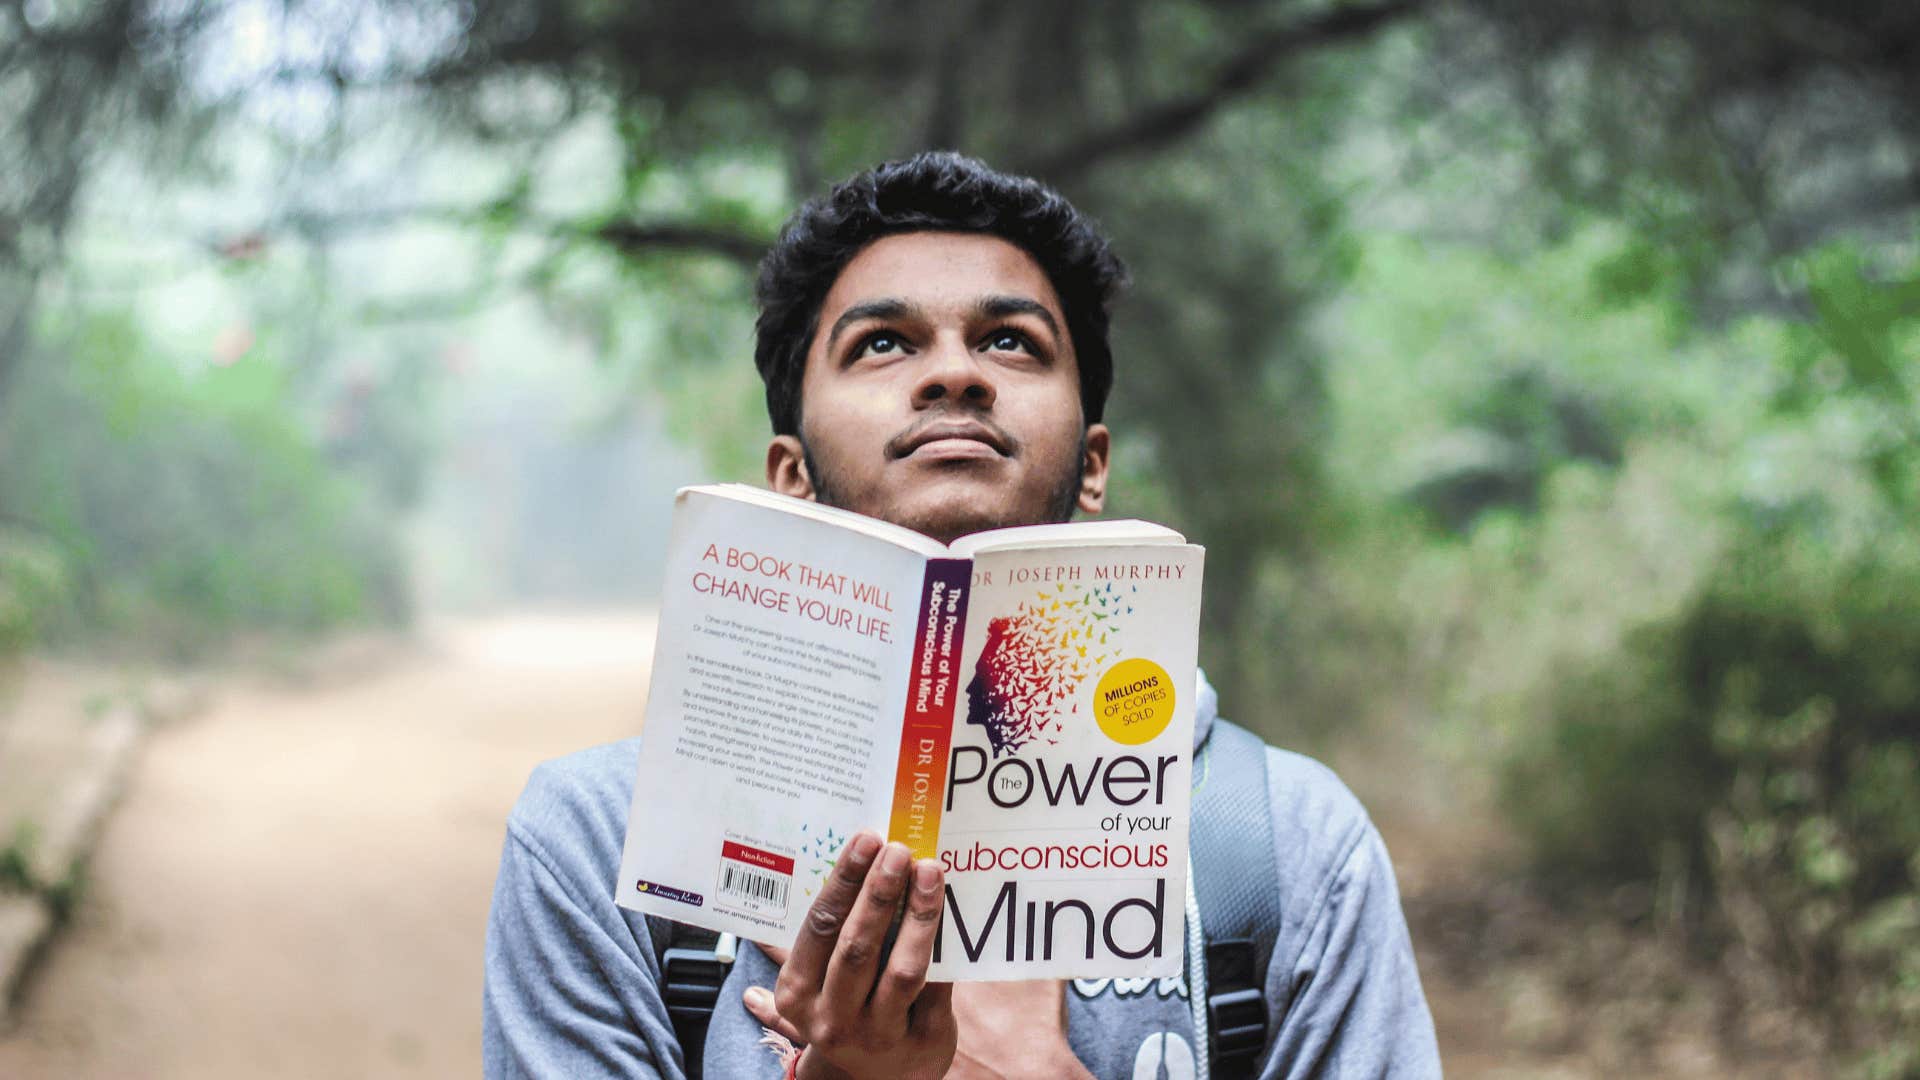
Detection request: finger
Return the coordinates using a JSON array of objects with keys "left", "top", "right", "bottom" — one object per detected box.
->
[
  {"left": 743, "top": 986, "right": 805, "bottom": 1044},
  {"left": 782, "top": 830, "right": 882, "bottom": 998},
  {"left": 819, "top": 840, "right": 913, "bottom": 1010},
  {"left": 752, "top": 941, "right": 791, "bottom": 967},
  {"left": 908, "top": 980, "right": 956, "bottom": 1039},
  {"left": 870, "top": 858, "right": 944, "bottom": 1024}
]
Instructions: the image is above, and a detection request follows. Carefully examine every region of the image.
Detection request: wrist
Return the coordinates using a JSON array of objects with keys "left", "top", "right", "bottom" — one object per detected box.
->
[
  {"left": 1033, "top": 1043, "right": 1094, "bottom": 1080},
  {"left": 952, "top": 1041, "right": 1091, "bottom": 1080},
  {"left": 793, "top": 1049, "right": 852, "bottom": 1080}
]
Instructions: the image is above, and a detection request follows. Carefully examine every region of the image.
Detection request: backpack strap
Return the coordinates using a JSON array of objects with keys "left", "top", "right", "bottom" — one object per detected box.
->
[
  {"left": 1190, "top": 717, "right": 1281, "bottom": 1079},
  {"left": 648, "top": 917, "right": 736, "bottom": 1080}
]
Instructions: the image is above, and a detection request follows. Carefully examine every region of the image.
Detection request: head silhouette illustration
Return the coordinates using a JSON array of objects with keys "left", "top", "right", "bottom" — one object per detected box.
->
[
  {"left": 963, "top": 608, "right": 1067, "bottom": 757},
  {"left": 964, "top": 617, "right": 1023, "bottom": 756}
]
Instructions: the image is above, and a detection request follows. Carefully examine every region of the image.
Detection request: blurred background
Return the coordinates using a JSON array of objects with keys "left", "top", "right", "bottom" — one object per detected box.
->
[{"left": 0, "top": 0, "right": 1916, "bottom": 1076}]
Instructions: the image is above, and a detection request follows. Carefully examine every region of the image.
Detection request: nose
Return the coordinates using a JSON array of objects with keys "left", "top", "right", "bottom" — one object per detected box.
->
[{"left": 911, "top": 337, "right": 996, "bottom": 410}]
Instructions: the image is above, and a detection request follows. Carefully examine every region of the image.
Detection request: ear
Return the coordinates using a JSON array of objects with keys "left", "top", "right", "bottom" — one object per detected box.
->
[
  {"left": 765, "top": 434, "right": 816, "bottom": 501},
  {"left": 1077, "top": 423, "right": 1110, "bottom": 515}
]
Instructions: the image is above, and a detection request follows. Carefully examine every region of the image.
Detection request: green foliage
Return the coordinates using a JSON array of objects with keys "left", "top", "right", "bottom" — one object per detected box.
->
[
  {"left": 1509, "top": 525, "right": 1920, "bottom": 1072},
  {"left": 1495, "top": 244, "right": 1920, "bottom": 1073},
  {"left": 1501, "top": 623, "right": 1716, "bottom": 886},
  {"left": 0, "top": 819, "right": 90, "bottom": 922},
  {"left": 1407, "top": 367, "right": 1624, "bottom": 533},
  {"left": 615, "top": 252, "right": 768, "bottom": 482},
  {"left": 1772, "top": 246, "right": 1920, "bottom": 512},
  {"left": 0, "top": 306, "right": 406, "bottom": 655},
  {"left": 1326, "top": 228, "right": 1732, "bottom": 501},
  {"left": 0, "top": 529, "right": 71, "bottom": 655},
  {"left": 0, "top": 822, "right": 34, "bottom": 894},
  {"left": 1308, "top": 219, "right": 1918, "bottom": 1067}
]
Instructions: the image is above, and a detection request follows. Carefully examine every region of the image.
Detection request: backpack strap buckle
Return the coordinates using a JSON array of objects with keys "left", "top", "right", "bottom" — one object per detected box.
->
[
  {"left": 1206, "top": 938, "right": 1268, "bottom": 1076},
  {"left": 660, "top": 929, "right": 736, "bottom": 1079}
]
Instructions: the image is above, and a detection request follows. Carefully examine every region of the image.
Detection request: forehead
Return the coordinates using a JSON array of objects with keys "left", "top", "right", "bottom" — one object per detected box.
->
[{"left": 817, "top": 231, "right": 1064, "bottom": 320}]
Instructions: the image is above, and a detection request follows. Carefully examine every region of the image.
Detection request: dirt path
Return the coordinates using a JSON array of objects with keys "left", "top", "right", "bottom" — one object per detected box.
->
[{"left": 0, "top": 613, "right": 659, "bottom": 1079}]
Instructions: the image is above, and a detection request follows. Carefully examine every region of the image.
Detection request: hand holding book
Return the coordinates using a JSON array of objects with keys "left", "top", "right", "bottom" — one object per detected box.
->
[
  {"left": 744, "top": 830, "right": 957, "bottom": 1080},
  {"left": 745, "top": 838, "right": 1096, "bottom": 1080}
]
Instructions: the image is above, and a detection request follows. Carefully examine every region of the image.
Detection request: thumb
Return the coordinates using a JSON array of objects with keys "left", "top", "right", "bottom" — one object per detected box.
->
[{"left": 743, "top": 985, "right": 805, "bottom": 1044}]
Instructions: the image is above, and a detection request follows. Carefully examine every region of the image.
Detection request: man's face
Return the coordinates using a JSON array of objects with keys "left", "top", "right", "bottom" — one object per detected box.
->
[{"left": 765, "top": 231, "right": 1109, "bottom": 543}]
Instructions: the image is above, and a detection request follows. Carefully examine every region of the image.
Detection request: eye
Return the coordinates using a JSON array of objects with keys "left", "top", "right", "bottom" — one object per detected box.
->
[
  {"left": 853, "top": 331, "right": 906, "bottom": 359},
  {"left": 983, "top": 329, "right": 1033, "bottom": 353}
]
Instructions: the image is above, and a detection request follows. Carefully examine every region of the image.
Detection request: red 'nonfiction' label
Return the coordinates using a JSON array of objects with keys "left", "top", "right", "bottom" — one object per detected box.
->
[{"left": 720, "top": 840, "right": 795, "bottom": 876}]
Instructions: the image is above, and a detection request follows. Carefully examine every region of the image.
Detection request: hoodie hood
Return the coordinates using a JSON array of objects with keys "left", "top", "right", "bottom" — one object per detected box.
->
[{"left": 1192, "top": 667, "right": 1218, "bottom": 751}]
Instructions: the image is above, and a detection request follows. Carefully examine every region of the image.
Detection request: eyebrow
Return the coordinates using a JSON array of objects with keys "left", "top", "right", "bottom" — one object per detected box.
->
[
  {"left": 976, "top": 295, "right": 1061, "bottom": 346},
  {"left": 824, "top": 298, "right": 918, "bottom": 357}
]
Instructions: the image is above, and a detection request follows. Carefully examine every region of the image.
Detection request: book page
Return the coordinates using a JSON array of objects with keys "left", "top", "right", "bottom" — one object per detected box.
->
[
  {"left": 948, "top": 518, "right": 1185, "bottom": 556},
  {"left": 707, "top": 483, "right": 953, "bottom": 555},
  {"left": 930, "top": 542, "right": 1205, "bottom": 980},
  {"left": 617, "top": 489, "right": 928, "bottom": 943}
]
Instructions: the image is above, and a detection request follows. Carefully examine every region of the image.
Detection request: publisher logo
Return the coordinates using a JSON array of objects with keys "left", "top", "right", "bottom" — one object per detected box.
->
[
  {"left": 1094, "top": 658, "right": 1175, "bottom": 745},
  {"left": 634, "top": 878, "right": 703, "bottom": 907}
]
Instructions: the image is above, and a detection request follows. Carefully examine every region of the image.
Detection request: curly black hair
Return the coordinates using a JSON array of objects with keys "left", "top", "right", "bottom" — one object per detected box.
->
[{"left": 753, "top": 151, "right": 1129, "bottom": 436}]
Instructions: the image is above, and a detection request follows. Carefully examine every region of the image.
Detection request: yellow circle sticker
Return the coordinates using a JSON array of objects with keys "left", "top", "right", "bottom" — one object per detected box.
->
[{"left": 1094, "top": 658, "right": 1176, "bottom": 745}]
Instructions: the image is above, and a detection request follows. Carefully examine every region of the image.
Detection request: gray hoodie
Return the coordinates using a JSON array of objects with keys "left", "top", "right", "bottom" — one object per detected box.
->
[{"left": 483, "top": 671, "right": 1441, "bottom": 1078}]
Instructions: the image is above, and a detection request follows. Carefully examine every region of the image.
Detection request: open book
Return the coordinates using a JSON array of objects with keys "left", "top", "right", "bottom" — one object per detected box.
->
[{"left": 617, "top": 484, "right": 1204, "bottom": 980}]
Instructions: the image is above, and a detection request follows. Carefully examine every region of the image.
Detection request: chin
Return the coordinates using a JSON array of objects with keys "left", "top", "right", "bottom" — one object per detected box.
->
[
  {"left": 815, "top": 459, "right": 1073, "bottom": 542},
  {"left": 889, "top": 484, "right": 1055, "bottom": 544}
]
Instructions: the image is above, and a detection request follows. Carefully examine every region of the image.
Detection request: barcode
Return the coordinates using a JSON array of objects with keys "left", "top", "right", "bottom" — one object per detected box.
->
[{"left": 719, "top": 861, "right": 790, "bottom": 912}]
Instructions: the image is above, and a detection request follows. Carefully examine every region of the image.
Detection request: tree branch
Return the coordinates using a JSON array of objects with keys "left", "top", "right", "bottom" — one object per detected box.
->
[
  {"left": 1019, "top": 0, "right": 1426, "bottom": 183},
  {"left": 268, "top": 203, "right": 768, "bottom": 266},
  {"left": 591, "top": 220, "right": 769, "bottom": 265}
]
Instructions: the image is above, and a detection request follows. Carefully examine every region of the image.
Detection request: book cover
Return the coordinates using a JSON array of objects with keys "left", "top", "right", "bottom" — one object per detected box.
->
[
  {"left": 616, "top": 485, "right": 1203, "bottom": 980},
  {"left": 927, "top": 542, "right": 1201, "bottom": 979}
]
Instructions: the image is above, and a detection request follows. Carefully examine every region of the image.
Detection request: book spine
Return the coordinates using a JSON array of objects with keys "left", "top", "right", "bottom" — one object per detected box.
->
[{"left": 886, "top": 558, "right": 972, "bottom": 859}]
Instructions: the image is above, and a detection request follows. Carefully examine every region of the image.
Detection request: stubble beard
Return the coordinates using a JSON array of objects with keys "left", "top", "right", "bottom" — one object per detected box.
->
[{"left": 801, "top": 429, "right": 1087, "bottom": 542}]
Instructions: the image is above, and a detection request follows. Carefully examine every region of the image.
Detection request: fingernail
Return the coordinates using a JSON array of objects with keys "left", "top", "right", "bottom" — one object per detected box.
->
[
  {"left": 744, "top": 987, "right": 770, "bottom": 1009},
  {"left": 913, "top": 861, "right": 940, "bottom": 894},
  {"left": 847, "top": 832, "right": 881, "bottom": 866},
  {"left": 881, "top": 842, "right": 909, "bottom": 875}
]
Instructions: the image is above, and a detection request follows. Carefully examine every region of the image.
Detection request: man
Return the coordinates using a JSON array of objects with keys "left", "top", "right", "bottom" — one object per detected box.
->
[{"left": 484, "top": 151, "right": 1440, "bottom": 1078}]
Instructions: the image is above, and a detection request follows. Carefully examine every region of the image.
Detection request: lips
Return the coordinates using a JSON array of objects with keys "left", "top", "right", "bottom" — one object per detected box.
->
[{"left": 889, "top": 419, "right": 1013, "bottom": 460}]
